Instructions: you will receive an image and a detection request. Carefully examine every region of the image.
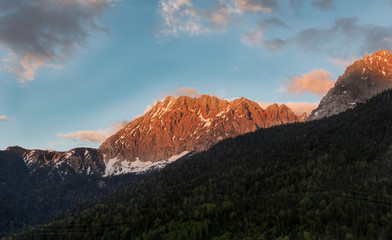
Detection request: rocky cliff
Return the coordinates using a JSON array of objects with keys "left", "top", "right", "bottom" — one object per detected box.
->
[{"left": 309, "top": 50, "right": 392, "bottom": 120}]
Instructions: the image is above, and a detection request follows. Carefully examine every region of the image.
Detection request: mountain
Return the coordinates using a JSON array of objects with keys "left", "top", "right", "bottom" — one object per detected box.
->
[
  {"left": 20, "top": 89, "right": 392, "bottom": 240},
  {"left": 99, "top": 95, "right": 305, "bottom": 175},
  {"left": 0, "top": 95, "right": 304, "bottom": 237},
  {"left": 3, "top": 95, "right": 304, "bottom": 178},
  {"left": 309, "top": 50, "right": 392, "bottom": 120},
  {"left": 5, "top": 146, "right": 105, "bottom": 177}
]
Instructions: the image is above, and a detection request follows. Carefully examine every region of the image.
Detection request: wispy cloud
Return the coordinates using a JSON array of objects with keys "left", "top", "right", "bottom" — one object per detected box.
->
[
  {"left": 312, "top": 0, "right": 335, "bottom": 10},
  {"left": 284, "top": 69, "right": 335, "bottom": 97},
  {"left": 156, "top": 0, "right": 342, "bottom": 46},
  {"left": 242, "top": 17, "right": 288, "bottom": 47},
  {"left": 268, "top": 17, "right": 392, "bottom": 58},
  {"left": 157, "top": 0, "right": 235, "bottom": 38},
  {"left": 329, "top": 56, "right": 359, "bottom": 69},
  {"left": 165, "top": 86, "right": 202, "bottom": 98},
  {"left": 58, "top": 120, "right": 127, "bottom": 144},
  {"left": 290, "top": 0, "right": 336, "bottom": 11},
  {"left": 259, "top": 17, "right": 289, "bottom": 29},
  {"left": 0, "top": 115, "right": 8, "bottom": 121},
  {"left": 0, "top": 0, "right": 115, "bottom": 82},
  {"left": 156, "top": 1, "right": 392, "bottom": 58},
  {"left": 156, "top": 0, "right": 285, "bottom": 39},
  {"left": 235, "top": 0, "right": 277, "bottom": 13},
  {"left": 242, "top": 30, "right": 263, "bottom": 47}
]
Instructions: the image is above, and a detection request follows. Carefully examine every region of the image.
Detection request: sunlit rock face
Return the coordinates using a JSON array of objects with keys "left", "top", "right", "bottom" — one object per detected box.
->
[
  {"left": 99, "top": 94, "right": 305, "bottom": 167},
  {"left": 309, "top": 50, "right": 392, "bottom": 121}
]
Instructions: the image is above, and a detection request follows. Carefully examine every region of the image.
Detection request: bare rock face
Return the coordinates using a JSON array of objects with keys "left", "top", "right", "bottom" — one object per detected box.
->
[
  {"left": 99, "top": 95, "right": 305, "bottom": 170},
  {"left": 309, "top": 50, "right": 392, "bottom": 121}
]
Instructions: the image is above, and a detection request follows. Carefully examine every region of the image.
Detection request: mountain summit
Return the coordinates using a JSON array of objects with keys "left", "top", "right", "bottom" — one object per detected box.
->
[
  {"left": 99, "top": 95, "right": 305, "bottom": 175},
  {"left": 309, "top": 50, "right": 392, "bottom": 120}
]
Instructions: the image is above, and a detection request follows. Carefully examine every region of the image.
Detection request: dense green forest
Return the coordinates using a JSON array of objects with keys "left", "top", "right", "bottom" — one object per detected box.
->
[{"left": 8, "top": 90, "right": 392, "bottom": 240}]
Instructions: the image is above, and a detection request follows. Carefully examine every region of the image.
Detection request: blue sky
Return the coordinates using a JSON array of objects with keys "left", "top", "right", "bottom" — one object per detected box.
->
[{"left": 1, "top": 0, "right": 392, "bottom": 151}]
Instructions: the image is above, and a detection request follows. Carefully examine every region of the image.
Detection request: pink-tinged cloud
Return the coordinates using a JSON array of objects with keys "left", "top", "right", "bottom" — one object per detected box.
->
[
  {"left": 58, "top": 120, "right": 128, "bottom": 144},
  {"left": 0, "top": 115, "right": 8, "bottom": 121},
  {"left": 286, "top": 69, "right": 335, "bottom": 97},
  {"left": 58, "top": 131, "right": 108, "bottom": 143},
  {"left": 285, "top": 102, "right": 319, "bottom": 115},
  {"left": 258, "top": 102, "right": 318, "bottom": 115},
  {"left": 235, "top": 0, "right": 275, "bottom": 13},
  {"left": 168, "top": 86, "right": 201, "bottom": 98}
]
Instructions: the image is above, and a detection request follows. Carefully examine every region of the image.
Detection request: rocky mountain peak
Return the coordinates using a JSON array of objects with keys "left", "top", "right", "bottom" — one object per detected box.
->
[
  {"left": 99, "top": 95, "right": 305, "bottom": 175},
  {"left": 309, "top": 50, "right": 392, "bottom": 121}
]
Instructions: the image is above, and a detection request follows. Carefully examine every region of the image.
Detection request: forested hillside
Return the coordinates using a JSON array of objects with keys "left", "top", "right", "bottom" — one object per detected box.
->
[{"left": 11, "top": 90, "right": 392, "bottom": 240}]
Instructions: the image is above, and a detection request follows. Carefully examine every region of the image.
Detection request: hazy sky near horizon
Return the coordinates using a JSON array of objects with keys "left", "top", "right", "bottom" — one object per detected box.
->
[{"left": 1, "top": 0, "right": 392, "bottom": 150}]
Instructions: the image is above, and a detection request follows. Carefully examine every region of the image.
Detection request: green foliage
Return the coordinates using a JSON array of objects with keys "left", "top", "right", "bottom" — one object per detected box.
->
[{"left": 12, "top": 90, "right": 392, "bottom": 239}]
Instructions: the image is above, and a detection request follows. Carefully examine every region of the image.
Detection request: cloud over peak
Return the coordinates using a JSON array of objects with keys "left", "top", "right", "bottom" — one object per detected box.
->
[
  {"left": 144, "top": 87, "right": 202, "bottom": 113},
  {"left": 0, "top": 0, "right": 114, "bottom": 82},
  {"left": 285, "top": 69, "right": 335, "bottom": 97}
]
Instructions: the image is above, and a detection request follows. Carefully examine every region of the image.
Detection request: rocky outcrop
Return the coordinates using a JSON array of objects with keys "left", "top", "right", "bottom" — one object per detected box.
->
[
  {"left": 309, "top": 50, "right": 392, "bottom": 120},
  {"left": 6, "top": 146, "right": 105, "bottom": 176}
]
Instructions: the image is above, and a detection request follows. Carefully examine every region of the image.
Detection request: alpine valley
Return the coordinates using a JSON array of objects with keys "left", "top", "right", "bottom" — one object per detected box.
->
[
  {"left": 0, "top": 95, "right": 305, "bottom": 236},
  {"left": 3, "top": 50, "right": 392, "bottom": 239}
]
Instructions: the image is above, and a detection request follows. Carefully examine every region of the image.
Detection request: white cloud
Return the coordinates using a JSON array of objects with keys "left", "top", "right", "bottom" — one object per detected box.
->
[
  {"left": 158, "top": 0, "right": 205, "bottom": 37},
  {"left": 284, "top": 69, "right": 335, "bottom": 97},
  {"left": 0, "top": 115, "right": 8, "bottom": 121},
  {"left": 157, "top": 0, "right": 238, "bottom": 38},
  {"left": 58, "top": 120, "right": 128, "bottom": 144},
  {"left": 0, "top": 0, "right": 114, "bottom": 82}
]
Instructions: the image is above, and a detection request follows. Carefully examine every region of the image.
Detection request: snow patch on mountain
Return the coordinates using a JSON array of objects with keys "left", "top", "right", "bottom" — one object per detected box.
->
[{"left": 103, "top": 151, "right": 189, "bottom": 176}]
